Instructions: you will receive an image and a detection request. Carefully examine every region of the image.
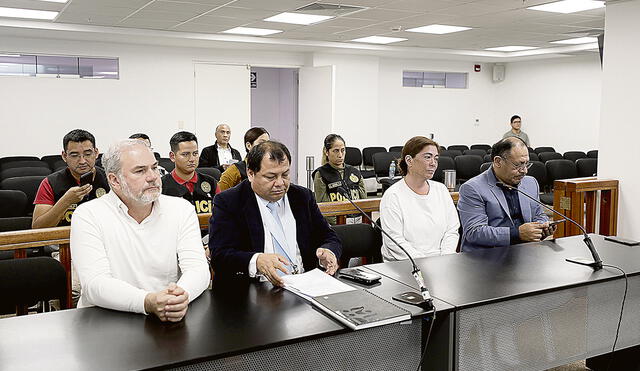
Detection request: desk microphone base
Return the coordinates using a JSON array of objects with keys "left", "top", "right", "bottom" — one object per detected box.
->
[
  {"left": 392, "top": 292, "right": 434, "bottom": 310},
  {"left": 566, "top": 257, "right": 603, "bottom": 270}
]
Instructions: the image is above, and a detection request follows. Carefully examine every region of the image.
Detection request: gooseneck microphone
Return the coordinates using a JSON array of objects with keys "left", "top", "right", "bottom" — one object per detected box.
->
[
  {"left": 336, "top": 184, "right": 434, "bottom": 310},
  {"left": 495, "top": 181, "right": 602, "bottom": 270}
]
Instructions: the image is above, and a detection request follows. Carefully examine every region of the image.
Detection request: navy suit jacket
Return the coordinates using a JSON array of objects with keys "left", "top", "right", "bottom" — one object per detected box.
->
[
  {"left": 209, "top": 180, "right": 342, "bottom": 282},
  {"left": 457, "top": 168, "right": 547, "bottom": 252}
]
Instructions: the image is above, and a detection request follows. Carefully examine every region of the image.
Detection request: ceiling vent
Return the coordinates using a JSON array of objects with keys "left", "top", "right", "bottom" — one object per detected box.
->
[{"left": 293, "top": 3, "right": 367, "bottom": 17}]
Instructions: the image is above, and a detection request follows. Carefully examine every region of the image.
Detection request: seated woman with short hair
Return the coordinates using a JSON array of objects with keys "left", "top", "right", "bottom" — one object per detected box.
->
[
  {"left": 218, "top": 127, "right": 270, "bottom": 191},
  {"left": 380, "top": 136, "right": 460, "bottom": 261}
]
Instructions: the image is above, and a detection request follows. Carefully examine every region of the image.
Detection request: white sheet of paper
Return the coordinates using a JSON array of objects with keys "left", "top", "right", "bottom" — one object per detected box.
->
[{"left": 281, "top": 268, "right": 356, "bottom": 298}]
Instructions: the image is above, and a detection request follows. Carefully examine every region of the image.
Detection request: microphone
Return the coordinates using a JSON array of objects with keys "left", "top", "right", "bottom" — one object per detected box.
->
[
  {"left": 495, "top": 181, "right": 602, "bottom": 270},
  {"left": 336, "top": 182, "right": 434, "bottom": 310}
]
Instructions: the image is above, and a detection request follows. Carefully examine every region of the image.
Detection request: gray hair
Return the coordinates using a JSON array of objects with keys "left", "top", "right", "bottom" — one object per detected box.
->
[{"left": 102, "top": 139, "right": 151, "bottom": 177}]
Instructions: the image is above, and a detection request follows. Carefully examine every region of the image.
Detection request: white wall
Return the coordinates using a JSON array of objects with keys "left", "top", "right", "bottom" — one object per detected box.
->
[
  {"left": 598, "top": 1, "right": 640, "bottom": 240},
  {"left": 493, "top": 55, "right": 602, "bottom": 153}
]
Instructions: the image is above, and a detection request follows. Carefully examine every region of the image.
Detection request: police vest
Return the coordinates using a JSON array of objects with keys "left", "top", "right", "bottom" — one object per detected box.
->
[
  {"left": 312, "top": 163, "right": 362, "bottom": 203},
  {"left": 48, "top": 167, "right": 110, "bottom": 226},
  {"left": 161, "top": 171, "right": 216, "bottom": 214}
]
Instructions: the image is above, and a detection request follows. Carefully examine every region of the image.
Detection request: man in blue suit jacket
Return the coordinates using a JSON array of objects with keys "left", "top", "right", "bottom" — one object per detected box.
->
[
  {"left": 210, "top": 141, "right": 341, "bottom": 286},
  {"left": 458, "top": 137, "right": 554, "bottom": 252}
]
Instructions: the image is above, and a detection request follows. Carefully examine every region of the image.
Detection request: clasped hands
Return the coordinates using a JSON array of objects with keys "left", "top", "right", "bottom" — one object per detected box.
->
[
  {"left": 256, "top": 248, "right": 338, "bottom": 287},
  {"left": 144, "top": 282, "right": 189, "bottom": 322}
]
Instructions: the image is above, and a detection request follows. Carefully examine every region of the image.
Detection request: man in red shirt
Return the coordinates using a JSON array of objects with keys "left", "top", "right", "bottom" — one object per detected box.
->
[{"left": 33, "top": 129, "right": 109, "bottom": 228}]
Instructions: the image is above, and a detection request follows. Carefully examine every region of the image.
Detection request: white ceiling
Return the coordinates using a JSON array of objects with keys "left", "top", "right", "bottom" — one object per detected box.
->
[{"left": 0, "top": 0, "right": 605, "bottom": 60}]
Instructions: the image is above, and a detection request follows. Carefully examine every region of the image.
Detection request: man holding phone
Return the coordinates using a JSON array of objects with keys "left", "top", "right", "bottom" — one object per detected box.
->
[
  {"left": 457, "top": 137, "right": 556, "bottom": 252},
  {"left": 33, "top": 129, "right": 110, "bottom": 228}
]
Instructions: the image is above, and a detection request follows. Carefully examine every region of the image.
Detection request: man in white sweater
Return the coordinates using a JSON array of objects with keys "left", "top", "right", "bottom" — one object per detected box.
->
[{"left": 71, "top": 139, "right": 210, "bottom": 322}]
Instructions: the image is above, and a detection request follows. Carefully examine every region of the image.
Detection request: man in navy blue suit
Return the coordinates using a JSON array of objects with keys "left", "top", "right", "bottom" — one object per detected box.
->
[{"left": 209, "top": 141, "right": 341, "bottom": 287}]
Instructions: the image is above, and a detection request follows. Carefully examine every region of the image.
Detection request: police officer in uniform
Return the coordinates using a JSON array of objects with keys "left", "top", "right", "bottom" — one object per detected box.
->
[
  {"left": 312, "top": 134, "right": 366, "bottom": 224},
  {"left": 33, "top": 129, "right": 110, "bottom": 228}
]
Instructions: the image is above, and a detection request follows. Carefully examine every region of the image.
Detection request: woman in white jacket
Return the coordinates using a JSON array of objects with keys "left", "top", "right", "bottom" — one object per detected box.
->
[{"left": 380, "top": 136, "right": 460, "bottom": 261}]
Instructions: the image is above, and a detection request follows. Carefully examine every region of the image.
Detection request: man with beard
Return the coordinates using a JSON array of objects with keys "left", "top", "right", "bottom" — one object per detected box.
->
[
  {"left": 457, "top": 137, "right": 554, "bottom": 252},
  {"left": 71, "top": 139, "right": 210, "bottom": 321}
]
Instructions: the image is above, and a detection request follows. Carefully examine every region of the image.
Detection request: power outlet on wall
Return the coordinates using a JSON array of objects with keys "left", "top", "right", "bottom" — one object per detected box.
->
[{"left": 474, "top": 118, "right": 480, "bottom": 127}]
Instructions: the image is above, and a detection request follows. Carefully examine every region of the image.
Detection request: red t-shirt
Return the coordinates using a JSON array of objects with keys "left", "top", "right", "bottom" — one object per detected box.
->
[{"left": 33, "top": 176, "right": 80, "bottom": 205}]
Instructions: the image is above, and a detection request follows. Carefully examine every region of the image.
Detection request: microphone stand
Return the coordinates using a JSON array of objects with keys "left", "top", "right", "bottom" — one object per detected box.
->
[
  {"left": 497, "top": 182, "right": 602, "bottom": 270},
  {"left": 337, "top": 185, "right": 434, "bottom": 310}
]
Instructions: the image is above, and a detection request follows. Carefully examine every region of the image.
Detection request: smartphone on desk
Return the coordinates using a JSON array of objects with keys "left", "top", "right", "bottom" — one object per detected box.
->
[
  {"left": 338, "top": 267, "right": 381, "bottom": 285},
  {"left": 604, "top": 236, "right": 640, "bottom": 246}
]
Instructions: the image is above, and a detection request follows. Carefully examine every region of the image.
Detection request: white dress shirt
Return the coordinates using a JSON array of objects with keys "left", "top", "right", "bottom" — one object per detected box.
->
[
  {"left": 216, "top": 144, "right": 233, "bottom": 166},
  {"left": 380, "top": 179, "right": 460, "bottom": 261},
  {"left": 71, "top": 192, "right": 210, "bottom": 314},
  {"left": 248, "top": 194, "right": 304, "bottom": 278}
]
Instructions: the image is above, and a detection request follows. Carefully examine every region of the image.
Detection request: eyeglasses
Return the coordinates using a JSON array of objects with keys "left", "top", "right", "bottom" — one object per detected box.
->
[
  {"left": 66, "top": 151, "right": 95, "bottom": 160},
  {"left": 500, "top": 156, "right": 532, "bottom": 171}
]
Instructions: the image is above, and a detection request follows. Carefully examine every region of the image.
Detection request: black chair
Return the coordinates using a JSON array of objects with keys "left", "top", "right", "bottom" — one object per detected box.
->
[
  {"left": 448, "top": 145, "right": 469, "bottom": 152},
  {"left": 470, "top": 144, "right": 491, "bottom": 151},
  {"left": 463, "top": 149, "right": 486, "bottom": 158},
  {"left": 372, "top": 152, "right": 401, "bottom": 193},
  {"left": 483, "top": 154, "right": 493, "bottom": 163},
  {"left": 154, "top": 152, "right": 161, "bottom": 160},
  {"left": 388, "top": 146, "right": 403, "bottom": 153},
  {"left": 455, "top": 155, "right": 483, "bottom": 183},
  {"left": 53, "top": 160, "right": 67, "bottom": 172},
  {"left": 0, "top": 190, "right": 28, "bottom": 217},
  {"left": 433, "top": 156, "right": 455, "bottom": 183},
  {"left": 0, "top": 217, "right": 33, "bottom": 260},
  {"left": 1, "top": 167, "right": 51, "bottom": 180},
  {"left": 96, "top": 153, "right": 103, "bottom": 169},
  {"left": 546, "top": 159, "right": 577, "bottom": 184},
  {"left": 538, "top": 152, "right": 563, "bottom": 163},
  {"left": 0, "top": 156, "right": 40, "bottom": 168},
  {"left": 440, "top": 150, "right": 462, "bottom": 159},
  {"left": 331, "top": 223, "right": 382, "bottom": 268},
  {"left": 41, "top": 155, "right": 63, "bottom": 170},
  {"left": 0, "top": 176, "right": 46, "bottom": 214},
  {"left": 480, "top": 162, "right": 491, "bottom": 173},
  {"left": 527, "top": 161, "right": 547, "bottom": 190},
  {"left": 576, "top": 158, "right": 598, "bottom": 177},
  {"left": 344, "top": 147, "right": 362, "bottom": 167},
  {"left": 534, "top": 146, "right": 555, "bottom": 154},
  {"left": 528, "top": 152, "right": 539, "bottom": 162},
  {"left": 362, "top": 147, "right": 386, "bottom": 169},
  {"left": 587, "top": 150, "right": 598, "bottom": 158},
  {"left": 0, "top": 257, "right": 67, "bottom": 315},
  {"left": 563, "top": 151, "right": 587, "bottom": 162},
  {"left": 198, "top": 167, "right": 221, "bottom": 182},
  {"left": 1, "top": 160, "right": 50, "bottom": 171},
  {"left": 158, "top": 158, "right": 175, "bottom": 172}
]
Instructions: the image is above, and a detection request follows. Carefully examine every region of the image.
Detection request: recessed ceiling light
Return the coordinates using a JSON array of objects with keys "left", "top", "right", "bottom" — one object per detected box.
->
[
  {"left": 551, "top": 36, "right": 598, "bottom": 44},
  {"left": 351, "top": 36, "right": 407, "bottom": 44},
  {"left": 38, "top": 0, "right": 68, "bottom": 3},
  {"left": 0, "top": 7, "right": 58, "bottom": 20},
  {"left": 527, "top": 0, "right": 605, "bottom": 14},
  {"left": 406, "top": 24, "right": 472, "bottom": 34},
  {"left": 221, "top": 27, "right": 282, "bottom": 36},
  {"left": 0, "top": 53, "right": 22, "bottom": 57},
  {"left": 485, "top": 46, "right": 539, "bottom": 52},
  {"left": 264, "top": 12, "right": 334, "bottom": 25}
]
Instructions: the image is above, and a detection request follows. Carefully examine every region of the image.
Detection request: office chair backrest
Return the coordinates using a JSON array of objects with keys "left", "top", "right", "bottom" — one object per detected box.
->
[
  {"left": 362, "top": 147, "right": 386, "bottom": 167},
  {"left": 563, "top": 151, "right": 587, "bottom": 162},
  {"left": 433, "top": 156, "right": 455, "bottom": 183},
  {"left": 0, "top": 176, "right": 46, "bottom": 213},
  {"left": 52, "top": 160, "right": 67, "bottom": 172},
  {"left": 198, "top": 167, "right": 221, "bottom": 181},
  {"left": 388, "top": 146, "right": 403, "bottom": 153},
  {"left": 448, "top": 145, "right": 469, "bottom": 152},
  {"left": 40, "top": 155, "right": 63, "bottom": 170},
  {"left": 538, "top": 152, "right": 563, "bottom": 163},
  {"left": 483, "top": 154, "right": 493, "bottom": 163},
  {"left": 546, "top": 159, "right": 578, "bottom": 184},
  {"left": 480, "top": 162, "right": 492, "bottom": 173},
  {"left": 158, "top": 158, "right": 175, "bottom": 172},
  {"left": 1, "top": 160, "right": 50, "bottom": 171},
  {"left": 0, "top": 257, "right": 67, "bottom": 315},
  {"left": 0, "top": 190, "right": 28, "bottom": 217},
  {"left": 439, "top": 150, "right": 462, "bottom": 159},
  {"left": 0, "top": 156, "right": 40, "bottom": 168},
  {"left": 526, "top": 161, "right": 547, "bottom": 190},
  {"left": 344, "top": 147, "right": 362, "bottom": 167},
  {"left": 470, "top": 144, "right": 491, "bottom": 151},
  {"left": 455, "top": 155, "right": 484, "bottom": 182},
  {"left": 576, "top": 158, "right": 598, "bottom": 177},
  {"left": 1, "top": 167, "right": 51, "bottom": 180},
  {"left": 332, "top": 223, "right": 382, "bottom": 268},
  {"left": 372, "top": 152, "right": 400, "bottom": 178},
  {"left": 587, "top": 150, "right": 598, "bottom": 158},
  {"left": 528, "top": 152, "right": 539, "bottom": 162},
  {"left": 534, "top": 146, "right": 555, "bottom": 154},
  {"left": 463, "top": 149, "right": 486, "bottom": 158}
]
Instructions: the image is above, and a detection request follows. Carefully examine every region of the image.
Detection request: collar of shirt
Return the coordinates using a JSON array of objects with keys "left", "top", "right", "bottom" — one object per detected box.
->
[
  {"left": 171, "top": 170, "right": 198, "bottom": 193},
  {"left": 216, "top": 143, "right": 231, "bottom": 152},
  {"left": 105, "top": 190, "right": 162, "bottom": 225}
]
